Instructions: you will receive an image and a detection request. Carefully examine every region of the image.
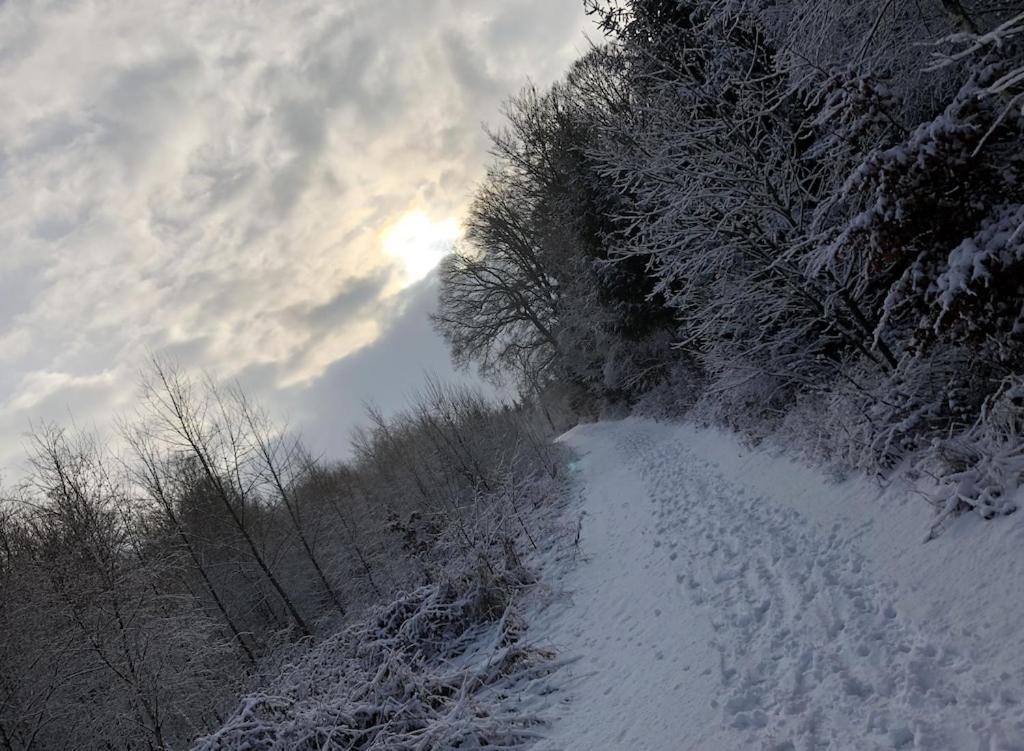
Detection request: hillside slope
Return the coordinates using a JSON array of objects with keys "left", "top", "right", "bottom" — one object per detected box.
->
[{"left": 533, "top": 420, "right": 1024, "bottom": 750}]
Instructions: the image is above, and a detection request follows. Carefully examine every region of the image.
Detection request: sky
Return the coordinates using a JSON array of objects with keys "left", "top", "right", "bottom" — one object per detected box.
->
[{"left": 0, "top": 0, "right": 597, "bottom": 477}]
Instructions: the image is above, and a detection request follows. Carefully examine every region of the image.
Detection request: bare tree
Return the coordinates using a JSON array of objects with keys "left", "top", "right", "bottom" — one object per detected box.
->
[
  {"left": 136, "top": 358, "right": 312, "bottom": 637},
  {"left": 229, "top": 386, "right": 346, "bottom": 617},
  {"left": 121, "top": 423, "right": 258, "bottom": 665}
]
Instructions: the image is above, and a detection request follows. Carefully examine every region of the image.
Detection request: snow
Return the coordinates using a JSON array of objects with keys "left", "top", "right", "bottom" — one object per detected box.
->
[{"left": 531, "top": 418, "right": 1024, "bottom": 750}]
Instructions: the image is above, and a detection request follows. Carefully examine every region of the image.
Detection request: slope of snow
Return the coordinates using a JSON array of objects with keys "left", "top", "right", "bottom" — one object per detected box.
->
[{"left": 532, "top": 418, "right": 1024, "bottom": 750}]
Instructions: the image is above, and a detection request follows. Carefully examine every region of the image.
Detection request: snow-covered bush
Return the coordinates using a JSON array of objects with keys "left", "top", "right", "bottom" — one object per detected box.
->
[
  {"left": 194, "top": 572, "right": 557, "bottom": 751},
  {"left": 631, "top": 354, "right": 706, "bottom": 420},
  {"left": 813, "top": 61, "right": 1024, "bottom": 346},
  {"left": 193, "top": 463, "right": 566, "bottom": 751},
  {"left": 189, "top": 378, "right": 569, "bottom": 749},
  {"left": 928, "top": 375, "right": 1024, "bottom": 525}
]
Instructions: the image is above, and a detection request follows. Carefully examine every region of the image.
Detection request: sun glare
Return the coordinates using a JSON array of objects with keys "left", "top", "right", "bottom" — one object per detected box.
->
[{"left": 381, "top": 211, "right": 461, "bottom": 284}]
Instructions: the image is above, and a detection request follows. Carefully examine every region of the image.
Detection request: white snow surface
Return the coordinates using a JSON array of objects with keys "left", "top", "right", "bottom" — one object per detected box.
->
[{"left": 530, "top": 418, "right": 1024, "bottom": 750}]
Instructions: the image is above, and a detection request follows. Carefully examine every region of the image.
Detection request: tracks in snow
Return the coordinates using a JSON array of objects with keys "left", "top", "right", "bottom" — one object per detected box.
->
[{"left": 537, "top": 420, "right": 1024, "bottom": 751}]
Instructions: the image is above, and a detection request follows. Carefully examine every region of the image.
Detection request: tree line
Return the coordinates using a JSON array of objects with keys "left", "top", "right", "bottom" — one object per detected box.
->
[
  {"left": 436, "top": 0, "right": 1024, "bottom": 519},
  {"left": 0, "top": 361, "right": 557, "bottom": 749}
]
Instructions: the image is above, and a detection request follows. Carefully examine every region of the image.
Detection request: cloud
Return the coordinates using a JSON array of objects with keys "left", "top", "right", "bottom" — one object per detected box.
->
[
  {"left": 265, "top": 269, "right": 503, "bottom": 462},
  {"left": 0, "top": 0, "right": 594, "bottom": 474},
  {"left": 5, "top": 370, "right": 117, "bottom": 413}
]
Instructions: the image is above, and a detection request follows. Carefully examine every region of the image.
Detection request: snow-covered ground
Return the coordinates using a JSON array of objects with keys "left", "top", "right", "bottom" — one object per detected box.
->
[{"left": 531, "top": 419, "right": 1024, "bottom": 750}]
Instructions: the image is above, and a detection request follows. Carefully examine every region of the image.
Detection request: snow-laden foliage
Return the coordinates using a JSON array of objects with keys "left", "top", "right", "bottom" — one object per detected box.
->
[
  {"left": 437, "top": 0, "right": 1024, "bottom": 522},
  {"left": 929, "top": 375, "right": 1024, "bottom": 525},
  {"left": 193, "top": 426, "right": 568, "bottom": 750},
  {"left": 434, "top": 52, "right": 677, "bottom": 410},
  {"left": 0, "top": 362, "right": 564, "bottom": 749},
  {"left": 194, "top": 574, "right": 556, "bottom": 750}
]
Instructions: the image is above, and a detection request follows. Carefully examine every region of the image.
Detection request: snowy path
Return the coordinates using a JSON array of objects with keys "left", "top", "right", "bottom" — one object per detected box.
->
[{"left": 533, "top": 419, "right": 1024, "bottom": 750}]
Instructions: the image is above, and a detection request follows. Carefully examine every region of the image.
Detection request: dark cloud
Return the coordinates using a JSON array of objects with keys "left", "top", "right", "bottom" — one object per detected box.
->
[
  {"left": 442, "top": 30, "right": 499, "bottom": 100},
  {"left": 271, "top": 270, "right": 495, "bottom": 462},
  {"left": 295, "top": 272, "right": 390, "bottom": 333},
  {"left": 269, "top": 98, "right": 330, "bottom": 217}
]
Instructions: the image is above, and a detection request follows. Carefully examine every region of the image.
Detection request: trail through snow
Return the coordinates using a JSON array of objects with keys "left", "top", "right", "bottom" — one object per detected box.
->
[{"left": 532, "top": 419, "right": 1024, "bottom": 750}]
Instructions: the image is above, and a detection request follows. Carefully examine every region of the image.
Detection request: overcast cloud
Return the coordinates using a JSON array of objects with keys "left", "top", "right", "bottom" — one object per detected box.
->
[{"left": 0, "top": 0, "right": 594, "bottom": 475}]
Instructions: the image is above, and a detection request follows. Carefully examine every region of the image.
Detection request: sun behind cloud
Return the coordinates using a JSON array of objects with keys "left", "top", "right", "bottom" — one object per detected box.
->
[
  {"left": 0, "top": 0, "right": 594, "bottom": 473},
  {"left": 381, "top": 210, "right": 460, "bottom": 285}
]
